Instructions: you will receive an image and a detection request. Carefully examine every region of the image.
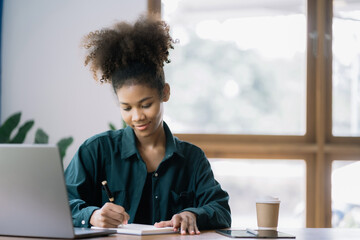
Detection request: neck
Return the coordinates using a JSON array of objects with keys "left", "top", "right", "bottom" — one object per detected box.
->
[{"left": 136, "top": 122, "right": 166, "bottom": 150}]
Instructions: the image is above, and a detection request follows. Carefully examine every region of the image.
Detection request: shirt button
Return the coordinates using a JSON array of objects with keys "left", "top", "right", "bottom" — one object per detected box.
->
[
  {"left": 155, "top": 195, "right": 159, "bottom": 199},
  {"left": 81, "top": 220, "right": 85, "bottom": 225},
  {"left": 154, "top": 172, "right": 158, "bottom": 177}
]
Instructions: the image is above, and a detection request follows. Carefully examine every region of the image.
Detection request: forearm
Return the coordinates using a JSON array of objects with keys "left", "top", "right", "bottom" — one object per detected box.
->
[
  {"left": 190, "top": 155, "right": 232, "bottom": 229},
  {"left": 69, "top": 199, "right": 100, "bottom": 227}
]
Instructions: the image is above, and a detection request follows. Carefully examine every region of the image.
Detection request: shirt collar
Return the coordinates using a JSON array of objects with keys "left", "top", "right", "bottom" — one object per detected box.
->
[
  {"left": 120, "top": 121, "right": 184, "bottom": 160},
  {"left": 121, "top": 126, "right": 138, "bottom": 159},
  {"left": 163, "top": 122, "right": 184, "bottom": 160}
]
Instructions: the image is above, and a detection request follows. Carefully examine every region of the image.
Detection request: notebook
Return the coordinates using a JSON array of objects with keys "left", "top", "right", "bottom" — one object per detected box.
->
[
  {"left": 92, "top": 223, "right": 176, "bottom": 235},
  {"left": 0, "top": 144, "right": 116, "bottom": 239}
]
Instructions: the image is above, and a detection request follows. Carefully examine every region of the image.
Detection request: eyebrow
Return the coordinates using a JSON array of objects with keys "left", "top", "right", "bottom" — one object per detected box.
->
[{"left": 120, "top": 96, "right": 153, "bottom": 105}]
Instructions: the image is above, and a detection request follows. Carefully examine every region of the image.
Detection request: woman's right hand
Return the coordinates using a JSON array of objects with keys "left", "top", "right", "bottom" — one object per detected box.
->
[{"left": 90, "top": 202, "right": 130, "bottom": 228}]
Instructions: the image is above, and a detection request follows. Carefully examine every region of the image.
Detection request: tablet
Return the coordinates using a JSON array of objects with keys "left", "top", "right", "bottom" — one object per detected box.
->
[{"left": 216, "top": 229, "right": 295, "bottom": 239}]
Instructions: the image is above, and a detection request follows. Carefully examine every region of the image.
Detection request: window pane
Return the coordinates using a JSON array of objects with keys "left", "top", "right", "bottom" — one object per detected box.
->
[
  {"left": 333, "top": 0, "right": 360, "bottom": 136},
  {"left": 332, "top": 160, "right": 360, "bottom": 227},
  {"left": 210, "top": 159, "right": 306, "bottom": 228},
  {"left": 162, "top": 0, "right": 307, "bottom": 134}
]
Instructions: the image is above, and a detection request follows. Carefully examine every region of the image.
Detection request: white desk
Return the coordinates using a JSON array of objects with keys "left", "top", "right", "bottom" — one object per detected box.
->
[{"left": 1, "top": 228, "right": 360, "bottom": 240}]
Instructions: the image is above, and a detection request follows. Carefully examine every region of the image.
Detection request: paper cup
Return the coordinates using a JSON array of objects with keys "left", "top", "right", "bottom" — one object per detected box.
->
[{"left": 256, "top": 196, "right": 280, "bottom": 230}]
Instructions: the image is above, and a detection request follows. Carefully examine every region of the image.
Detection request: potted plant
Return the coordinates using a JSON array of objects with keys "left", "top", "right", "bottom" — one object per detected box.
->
[{"left": 0, "top": 112, "right": 73, "bottom": 161}]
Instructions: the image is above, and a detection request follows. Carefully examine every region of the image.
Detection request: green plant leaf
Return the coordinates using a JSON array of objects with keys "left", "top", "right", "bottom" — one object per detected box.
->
[
  {"left": 0, "top": 112, "right": 21, "bottom": 143},
  {"left": 57, "top": 137, "right": 74, "bottom": 161},
  {"left": 109, "top": 120, "right": 127, "bottom": 130},
  {"left": 9, "top": 120, "right": 35, "bottom": 143},
  {"left": 34, "top": 128, "right": 49, "bottom": 144},
  {"left": 109, "top": 122, "right": 117, "bottom": 131}
]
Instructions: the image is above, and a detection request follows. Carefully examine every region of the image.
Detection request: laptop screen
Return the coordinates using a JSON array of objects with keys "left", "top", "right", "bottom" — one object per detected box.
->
[{"left": 0, "top": 145, "right": 75, "bottom": 238}]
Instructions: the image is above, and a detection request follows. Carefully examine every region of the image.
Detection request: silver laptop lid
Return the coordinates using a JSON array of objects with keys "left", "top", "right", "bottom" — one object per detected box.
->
[{"left": 0, "top": 144, "right": 75, "bottom": 238}]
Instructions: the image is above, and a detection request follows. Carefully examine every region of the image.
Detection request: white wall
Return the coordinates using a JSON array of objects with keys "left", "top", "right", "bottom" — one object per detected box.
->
[{"left": 1, "top": 0, "right": 147, "bottom": 168}]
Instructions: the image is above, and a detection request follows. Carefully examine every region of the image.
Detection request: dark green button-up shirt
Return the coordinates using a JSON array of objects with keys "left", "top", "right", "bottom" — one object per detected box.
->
[{"left": 64, "top": 122, "right": 231, "bottom": 230}]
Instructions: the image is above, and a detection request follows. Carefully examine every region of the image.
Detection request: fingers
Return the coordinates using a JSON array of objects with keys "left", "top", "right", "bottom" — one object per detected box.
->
[
  {"left": 171, "top": 214, "right": 181, "bottom": 232},
  {"left": 100, "top": 213, "right": 121, "bottom": 228},
  {"left": 105, "top": 203, "right": 130, "bottom": 224},
  {"left": 90, "top": 209, "right": 118, "bottom": 228},
  {"left": 90, "top": 203, "right": 130, "bottom": 228},
  {"left": 179, "top": 212, "right": 200, "bottom": 235},
  {"left": 194, "top": 224, "right": 200, "bottom": 235},
  {"left": 155, "top": 212, "right": 200, "bottom": 235},
  {"left": 181, "top": 215, "right": 195, "bottom": 235},
  {"left": 154, "top": 220, "right": 172, "bottom": 228}
]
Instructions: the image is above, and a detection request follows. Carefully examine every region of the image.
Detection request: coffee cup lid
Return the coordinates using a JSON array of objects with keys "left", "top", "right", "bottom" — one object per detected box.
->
[{"left": 256, "top": 196, "right": 280, "bottom": 204}]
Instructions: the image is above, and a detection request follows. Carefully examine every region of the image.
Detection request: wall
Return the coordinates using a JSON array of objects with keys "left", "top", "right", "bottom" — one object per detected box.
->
[{"left": 1, "top": 0, "right": 146, "bottom": 167}]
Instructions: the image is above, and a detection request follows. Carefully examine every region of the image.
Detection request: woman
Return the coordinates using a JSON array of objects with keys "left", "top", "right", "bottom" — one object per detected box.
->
[{"left": 65, "top": 15, "right": 231, "bottom": 235}]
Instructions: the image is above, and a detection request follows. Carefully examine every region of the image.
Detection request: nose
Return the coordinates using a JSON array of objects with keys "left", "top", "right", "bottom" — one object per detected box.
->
[{"left": 132, "top": 108, "right": 145, "bottom": 122}]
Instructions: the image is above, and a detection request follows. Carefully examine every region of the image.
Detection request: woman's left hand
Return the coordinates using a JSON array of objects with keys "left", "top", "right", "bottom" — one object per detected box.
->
[{"left": 154, "top": 211, "right": 200, "bottom": 235}]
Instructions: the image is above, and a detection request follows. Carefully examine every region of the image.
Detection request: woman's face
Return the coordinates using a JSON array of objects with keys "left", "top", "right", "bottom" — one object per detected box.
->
[{"left": 116, "top": 83, "right": 170, "bottom": 139}]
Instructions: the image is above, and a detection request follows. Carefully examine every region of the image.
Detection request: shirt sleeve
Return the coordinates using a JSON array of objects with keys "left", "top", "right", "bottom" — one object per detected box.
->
[
  {"left": 64, "top": 144, "right": 101, "bottom": 228},
  {"left": 181, "top": 151, "right": 231, "bottom": 230}
]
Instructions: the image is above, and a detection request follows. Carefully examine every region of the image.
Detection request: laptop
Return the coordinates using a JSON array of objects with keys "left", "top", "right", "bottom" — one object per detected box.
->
[{"left": 0, "top": 144, "right": 116, "bottom": 239}]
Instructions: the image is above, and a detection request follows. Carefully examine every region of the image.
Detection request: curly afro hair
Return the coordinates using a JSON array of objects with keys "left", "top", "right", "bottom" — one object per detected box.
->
[{"left": 82, "top": 15, "right": 174, "bottom": 95}]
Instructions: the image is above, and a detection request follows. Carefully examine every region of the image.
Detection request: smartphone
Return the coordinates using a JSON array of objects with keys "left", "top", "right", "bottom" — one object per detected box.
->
[{"left": 216, "top": 229, "right": 296, "bottom": 238}]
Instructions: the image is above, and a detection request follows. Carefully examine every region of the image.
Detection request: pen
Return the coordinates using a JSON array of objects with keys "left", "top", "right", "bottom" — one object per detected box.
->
[
  {"left": 246, "top": 228, "right": 258, "bottom": 236},
  {"left": 101, "top": 180, "right": 114, "bottom": 203}
]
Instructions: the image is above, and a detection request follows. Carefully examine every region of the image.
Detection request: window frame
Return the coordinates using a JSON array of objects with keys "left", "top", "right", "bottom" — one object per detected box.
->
[{"left": 149, "top": 0, "right": 360, "bottom": 227}]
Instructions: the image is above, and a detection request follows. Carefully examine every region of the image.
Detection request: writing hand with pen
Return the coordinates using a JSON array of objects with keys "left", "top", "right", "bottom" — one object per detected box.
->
[
  {"left": 89, "top": 181, "right": 130, "bottom": 228},
  {"left": 90, "top": 180, "right": 200, "bottom": 235}
]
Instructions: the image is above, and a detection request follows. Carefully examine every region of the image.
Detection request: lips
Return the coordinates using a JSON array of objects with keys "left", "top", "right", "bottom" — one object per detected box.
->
[{"left": 134, "top": 123, "right": 150, "bottom": 131}]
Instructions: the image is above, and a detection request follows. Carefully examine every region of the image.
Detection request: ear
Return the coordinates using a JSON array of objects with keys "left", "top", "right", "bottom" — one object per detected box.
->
[{"left": 162, "top": 83, "right": 170, "bottom": 102}]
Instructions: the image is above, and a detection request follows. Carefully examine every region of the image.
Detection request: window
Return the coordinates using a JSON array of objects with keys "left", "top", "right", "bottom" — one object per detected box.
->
[
  {"left": 151, "top": 0, "right": 360, "bottom": 228},
  {"left": 332, "top": 0, "right": 360, "bottom": 136},
  {"left": 211, "top": 159, "right": 306, "bottom": 228},
  {"left": 162, "top": 0, "right": 307, "bottom": 135},
  {"left": 332, "top": 160, "right": 360, "bottom": 227}
]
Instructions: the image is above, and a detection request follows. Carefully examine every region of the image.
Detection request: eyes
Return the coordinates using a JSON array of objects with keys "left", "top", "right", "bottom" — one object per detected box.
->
[{"left": 122, "top": 103, "right": 152, "bottom": 112}]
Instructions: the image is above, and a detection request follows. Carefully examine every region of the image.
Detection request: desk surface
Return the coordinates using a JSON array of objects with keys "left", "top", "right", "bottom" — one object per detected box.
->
[{"left": 1, "top": 228, "right": 360, "bottom": 240}]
